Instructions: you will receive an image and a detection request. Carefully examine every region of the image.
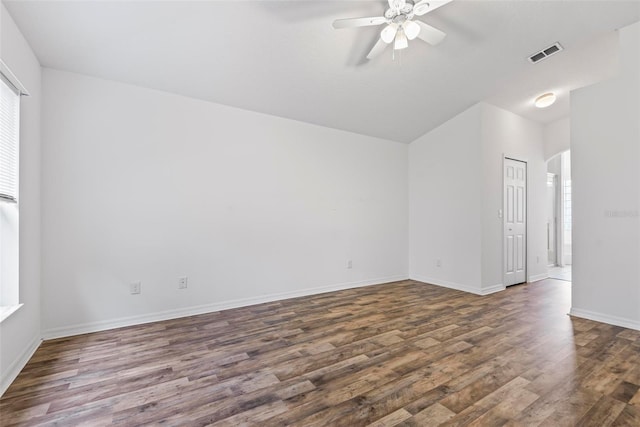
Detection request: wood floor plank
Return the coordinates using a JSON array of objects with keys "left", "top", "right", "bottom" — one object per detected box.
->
[
  {"left": 409, "top": 402, "right": 456, "bottom": 425},
  {"left": 575, "top": 395, "right": 626, "bottom": 427},
  {"left": 2, "top": 279, "right": 638, "bottom": 426},
  {"left": 366, "top": 408, "right": 412, "bottom": 427},
  {"left": 612, "top": 403, "right": 640, "bottom": 426}
]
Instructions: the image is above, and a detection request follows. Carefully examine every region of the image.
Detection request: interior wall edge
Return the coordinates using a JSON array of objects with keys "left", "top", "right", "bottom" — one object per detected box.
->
[
  {"left": 0, "top": 2, "right": 43, "bottom": 399},
  {"left": 569, "top": 307, "right": 640, "bottom": 332},
  {"left": 480, "top": 283, "right": 507, "bottom": 295},
  {"left": 0, "top": 333, "right": 41, "bottom": 397},
  {"left": 409, "top": 274, "right": 492, "bottom": 296}
]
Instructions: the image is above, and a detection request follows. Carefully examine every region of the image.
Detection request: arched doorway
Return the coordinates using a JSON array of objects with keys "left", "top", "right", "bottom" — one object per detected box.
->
[{"left": 546, "top": 150, "right": 571, "bottom": 281}]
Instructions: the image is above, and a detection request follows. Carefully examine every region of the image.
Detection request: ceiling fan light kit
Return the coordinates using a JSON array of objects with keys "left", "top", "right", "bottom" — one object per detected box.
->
[
  {"left": 394, "top": 29, "right": 409, "bottom": 50},
  {"left": 332, "top": 0, "right": 452, "bottom": 60},
  {"left": 403, "top": 20, "right": 421, "bottom": 40},
  {"left": 381, "top": 23, "right": 399, "bottom": 43}
]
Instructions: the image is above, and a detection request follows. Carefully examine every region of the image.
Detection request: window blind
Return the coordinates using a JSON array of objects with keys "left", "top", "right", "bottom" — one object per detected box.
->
[{"left": 0, "top": 73, "right": 20, "bottom": 203}]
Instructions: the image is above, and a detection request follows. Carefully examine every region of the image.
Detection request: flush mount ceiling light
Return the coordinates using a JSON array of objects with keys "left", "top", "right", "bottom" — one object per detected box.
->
[{"left": 534, "top": 92, "right": 556, "bottom": 108}]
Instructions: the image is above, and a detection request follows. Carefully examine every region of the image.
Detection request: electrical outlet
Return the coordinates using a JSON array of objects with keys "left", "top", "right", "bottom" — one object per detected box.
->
[
  {"left": 537, "top": 256, "right": 540, "bottom": 264},
  {"left": 178, "top": 276, "right": 188, "bottom": 289},
  {"left": 436, "top": 259, "right": 442, "bottom": 268},
  {"left": 347, "top": 260, "right": 353, "bottom": 269},
  {"left": 130, "top": 281, "right": 141, "bottom": 295}
]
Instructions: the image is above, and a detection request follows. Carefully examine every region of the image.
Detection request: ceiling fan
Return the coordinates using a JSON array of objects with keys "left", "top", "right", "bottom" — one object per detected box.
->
[{"left": 332, "top": 0, "right": 452, "bottom": 60}]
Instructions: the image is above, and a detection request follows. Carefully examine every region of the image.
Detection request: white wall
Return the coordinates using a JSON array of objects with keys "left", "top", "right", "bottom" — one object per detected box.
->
[
  {"left": 0, "top": 4, "right": 42, "bottom": 395},
  {"left": 480, "top": 104, "right": 548, "bottom": 289},
  {"left": 544, "top": 117, "right": 570, "bottom": 161},
  {"left": 409, "top": 105, "right": 483, "bottom": 293},
  {"left": 571, "top": 22, "right": 640, "bottom": 330},
  {"left": 41, "top": 69, "right": 409, "bottom": 337},
  {"left": 409, "top": 102, "right": 547, "bottom": 295}
]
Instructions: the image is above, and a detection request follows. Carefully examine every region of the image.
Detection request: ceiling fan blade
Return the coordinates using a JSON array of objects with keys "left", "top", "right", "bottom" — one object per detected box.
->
[
  {"left": 332, "top": 16, "right": 386, "bottom": 29},
  {"left": 415, "top": 20, "right": 446, "bottom": 45},
  {"left": 413, "top": 0, "right": 453, "bottom": 16},
  {"left": 366, "top": 38, "right": 389, "bottom": 60}
]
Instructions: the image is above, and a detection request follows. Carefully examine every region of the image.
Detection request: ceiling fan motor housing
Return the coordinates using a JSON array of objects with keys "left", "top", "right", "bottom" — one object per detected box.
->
[{"left": 385, "top": 0, "right": 415, "bottom": 21}]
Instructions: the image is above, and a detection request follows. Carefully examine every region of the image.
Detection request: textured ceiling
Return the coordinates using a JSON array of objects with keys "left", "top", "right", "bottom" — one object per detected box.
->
[{"left": 3, "top": 0, "right": 639, "bottom": 142}]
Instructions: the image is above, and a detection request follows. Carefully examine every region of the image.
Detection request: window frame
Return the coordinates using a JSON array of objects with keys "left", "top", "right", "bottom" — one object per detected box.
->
[
  {"left": 0, "top": 71, "right": 21, "bottom": 203},
  {"left": 0, "top": 60, "right": 29, "bottom": 321}
]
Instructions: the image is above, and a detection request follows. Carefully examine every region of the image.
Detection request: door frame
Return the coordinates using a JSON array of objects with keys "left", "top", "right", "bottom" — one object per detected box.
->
[
  {"left": 502, "top": 155, "right": 528, "bottom": 286},
  {"left": 556, "top": 166, "right": 565, "bottom": 267},
  {"left": 545, "top": 150, "right": 569, "bottom": 268},
  {"left": 546, "top": 172, "right": 559, "bottom": 267}
]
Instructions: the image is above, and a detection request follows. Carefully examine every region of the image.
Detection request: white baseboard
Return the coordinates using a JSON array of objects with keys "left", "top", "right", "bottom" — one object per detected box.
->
[
  {"left": 1, "top": 334, "right": 41, "bottom": 397},
  {"left": 410, "top": 274, "right": 484, "bottom": 295},
  {"left": 570, "top": 307, "right": 640, "bottom": 331},
  {"left": 528, "top": 273, "right": 549, "bottom": 282},
  {"left": 481, "top": 283, "right": 507, "bottom": 295},
  {"left": 42, "top": 275, "right": 409, "bottom": 340}
]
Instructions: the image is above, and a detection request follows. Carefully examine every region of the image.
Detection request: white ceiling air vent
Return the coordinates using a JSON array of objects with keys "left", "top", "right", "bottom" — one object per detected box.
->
[{"left": 528, "top": 42, "right": 563, "bottom": 63}]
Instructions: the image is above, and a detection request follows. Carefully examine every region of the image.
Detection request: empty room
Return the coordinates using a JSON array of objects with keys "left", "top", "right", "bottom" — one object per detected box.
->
[{"left": 1, "top": 0, "right": 639, "bottom": 425}]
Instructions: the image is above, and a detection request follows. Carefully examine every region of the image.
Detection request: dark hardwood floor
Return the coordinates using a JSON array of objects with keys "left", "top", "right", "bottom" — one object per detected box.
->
[{"left": 1, "top": 279, "right": 639, "bottom": 426}]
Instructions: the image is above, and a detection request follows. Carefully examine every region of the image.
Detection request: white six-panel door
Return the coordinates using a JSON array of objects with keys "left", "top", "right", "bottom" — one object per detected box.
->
[{"left": 504, "top": 158, "right": 527, "bottom": 286}]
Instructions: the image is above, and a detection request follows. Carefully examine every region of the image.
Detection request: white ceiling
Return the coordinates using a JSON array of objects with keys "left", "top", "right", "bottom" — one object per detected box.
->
[{"left": 3, "top": 0, "right": 639, "bottom": 143}]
